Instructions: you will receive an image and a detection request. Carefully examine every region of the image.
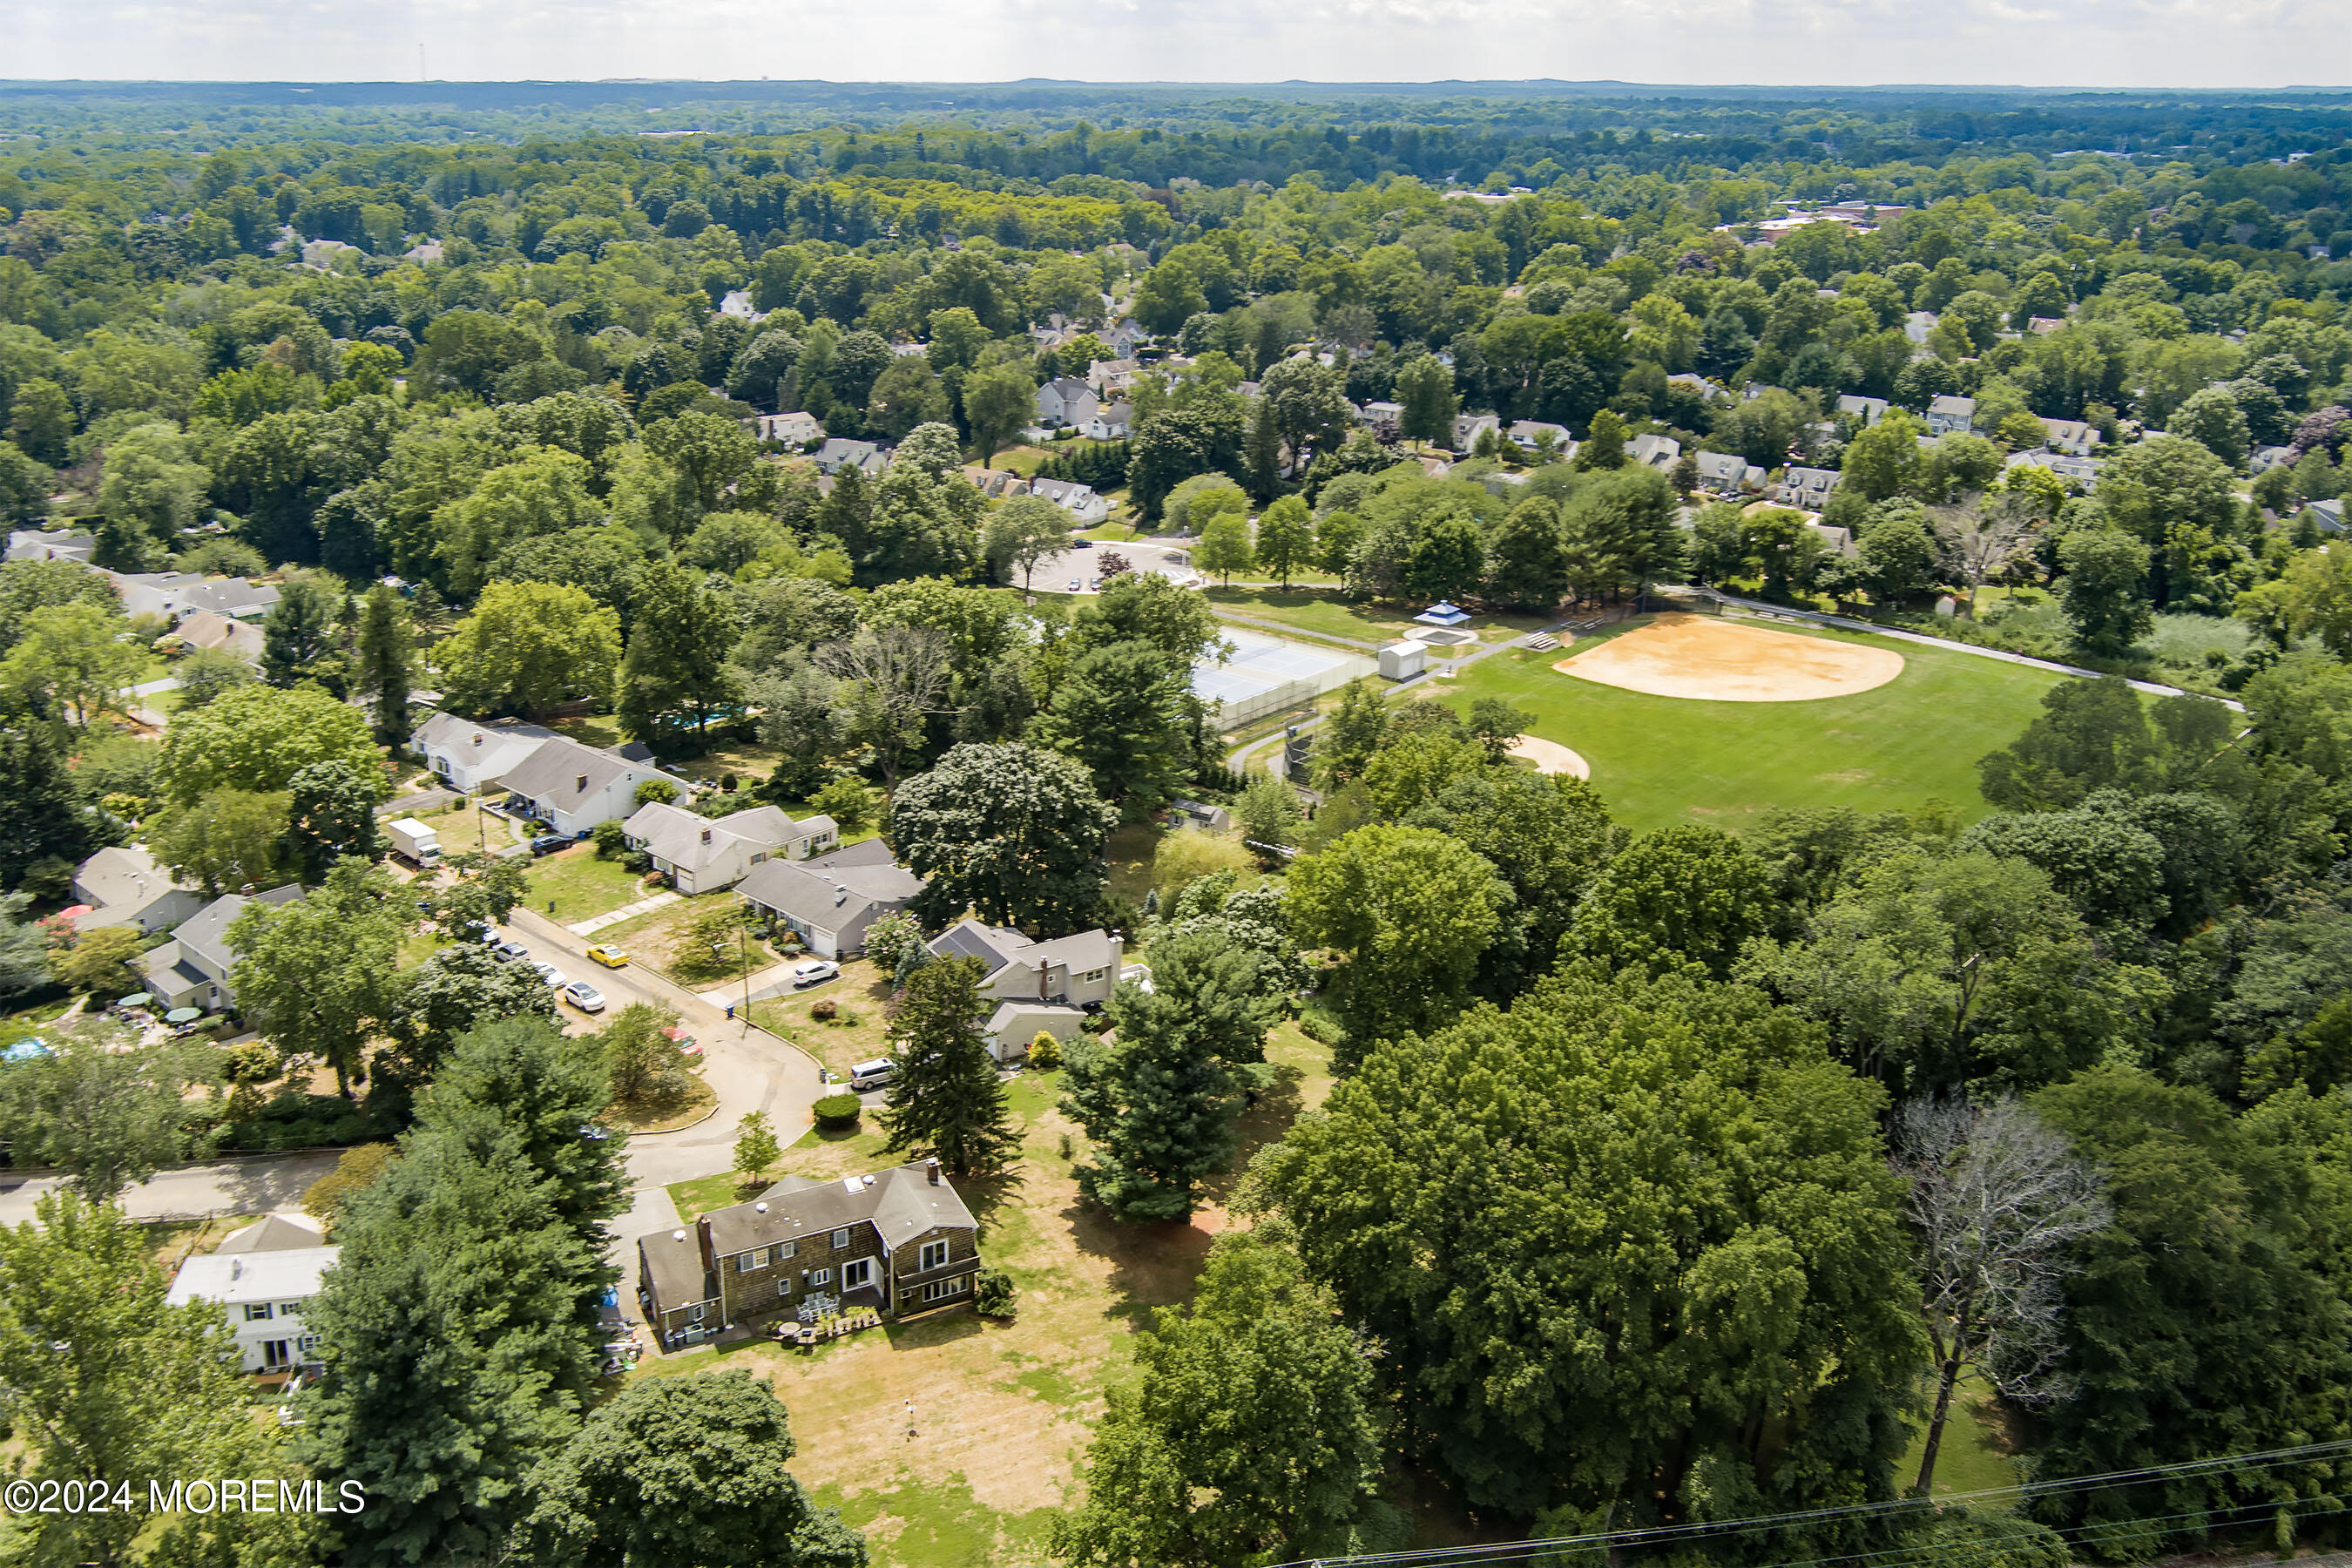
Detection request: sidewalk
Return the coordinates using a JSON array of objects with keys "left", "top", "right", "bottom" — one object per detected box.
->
[{"left": 570, "top": 891, "right": 679, "bottom": 936}]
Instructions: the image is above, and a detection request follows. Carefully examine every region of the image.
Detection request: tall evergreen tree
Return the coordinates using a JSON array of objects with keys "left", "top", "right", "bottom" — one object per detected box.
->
[
  {"left": 1242, "top": 397, "right": 1283, "bottom": 504},
  {"left": 355, "top": 581, "right": 414, "bottom": 742},
  {"left": 1060, "top": 927, "right": 1279, "bottom": 1220},
  {"left": 260, "top": 571, "right": 341, "bottom": 687},
  {"left": 879, "top": 956, "right": 1019, "bottom": 1176}
]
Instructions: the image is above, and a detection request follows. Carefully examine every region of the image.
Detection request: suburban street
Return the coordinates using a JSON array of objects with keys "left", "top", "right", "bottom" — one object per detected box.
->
[{"left": 0, "top": 906, "right": 827, "bottom": 1259}]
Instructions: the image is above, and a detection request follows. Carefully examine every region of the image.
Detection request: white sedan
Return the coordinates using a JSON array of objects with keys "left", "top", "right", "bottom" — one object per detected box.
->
[
  {"left": 790, "top": 960, "right": 841, "bottom": 989},
  {"left": 532, "top": 962, "right": 568, "bottom": 990},
  {"left": 560, "top": 981, "right": 607, "bottom": 1013}
]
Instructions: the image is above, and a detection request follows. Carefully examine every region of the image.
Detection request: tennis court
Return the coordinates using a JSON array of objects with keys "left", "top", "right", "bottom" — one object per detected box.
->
[{"left": 1193, "top": 631, "right": 1376, "bottom": 726}]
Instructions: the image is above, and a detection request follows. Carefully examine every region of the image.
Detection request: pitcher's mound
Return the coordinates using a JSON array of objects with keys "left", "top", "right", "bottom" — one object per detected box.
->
[
  {"left": 1555, "top": 613, "right": 1903, "bottom": 701},
  {"left": 1506, "top": 734, "right": 1591, "bottom": 778}
]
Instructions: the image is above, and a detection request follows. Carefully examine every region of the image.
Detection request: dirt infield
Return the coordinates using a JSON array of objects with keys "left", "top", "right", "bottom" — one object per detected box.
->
[
  {"left": 1554, "top": 614, "right": 1905, "bottom": 702},
  {"left": 1507, "top": 734, "right": 1592, "bottom": 778}
]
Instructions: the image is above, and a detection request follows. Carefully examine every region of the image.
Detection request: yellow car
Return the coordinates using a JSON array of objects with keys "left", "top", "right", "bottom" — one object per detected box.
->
[{"left": 585, "top": 944, "right": 630, "bottom": 970}]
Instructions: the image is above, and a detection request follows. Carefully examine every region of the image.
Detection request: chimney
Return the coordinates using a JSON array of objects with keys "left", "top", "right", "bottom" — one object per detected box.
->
[
  {"left": 576, "top": 774, "right": 589, "bottom": 793},
  {"left": 230, "top": 1257, "right": 242, "bottom": 1280},
  {"left": 700, "top": 828, "right": 713, "bottom": 844},
  {"left": 926, "top": 1158, "right": 940, "bottom": 1186}
]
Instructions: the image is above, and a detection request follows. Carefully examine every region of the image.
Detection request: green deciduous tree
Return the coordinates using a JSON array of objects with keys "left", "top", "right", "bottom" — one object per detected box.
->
[
  {"left": 229, "top": 858, "right": 415, "bottom": 1098},
  {"left": 1052, "top": 1229, "right": 1385, "bottom": 1568},
  {"left": 385, "top": 941, "right": 558, "bottom": 1081},
  {"left": 0, "top": 601, "right": 142, "bottom": 726},
  {"left": 879, "top": 955, "right": 1018, "bottom": 1176},
  {"left": 618, "top": 560, "right": 744, "bottom": 747},
  {"left": 979, "top": 493, "right": 1071, "bottom": 591},
  {"left": 147, "top": 786, "right": 292, "bottom": 896},
  {"left": 1570, "top": 822, "right": 1774, "bottom": 980},
  {"left": 0, "top": 1024, "right": 206, "bottom": 1200},
  {"left": 154, "top": 679, "right": 384, "bottom": 804},
  {"left": 963, "top": 362, "right": 1036, "bottom": 464},
  {"left": 284, "top": 757, "right": 388, "bottom": 880},
  {"left": 1288, "top": 823, "right": 1505, "bottom": 1050},
  {"left": 510, "top": 1369, "right": 868, "bottom": 1568},
  {"left": 1395, "top": 355, "right": 1457, "bottom": 449},
  {"left": 889, "top": 742, "right": 1119, "bottom": 934},
  {"left": 1260, "top": 963, "right": 1923, "bottom": 1519},
  {"left": 1035, "top": 639, "right": 1191, "bottom": 806},
  {"left": 436, "top": 579, "right": 621, "bottom": 720},
  {"left": 2056, "top": 527, "right": 2153, "bottom": 654}
]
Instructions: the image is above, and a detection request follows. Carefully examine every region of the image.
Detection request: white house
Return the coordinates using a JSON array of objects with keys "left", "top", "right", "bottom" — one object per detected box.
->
[
  {"left": 1450, "top": 413, "right": 1501, "bottom": 452},
  {"left": 1034, "top": 377, "right": 1098, "bottom": 430},
  {"left": 737, "top": 840, "right": 926, "bottom": 959},
  {"left": 1358, "top": 401, "right": 1403, "bottom": 438},
  {"left": 1506, "top": 420, "right": 1573, "bottom": 454},
  {"left": 1629, "top": 433, "right": 1682, "bottom": 470},
  {"left": 1775, "top": 466, "right": 1842, "bottom": 510},
  {"left": 2006, "top": 449, "right": 2102, "bottom": 490},
  {"left": 813, "top": 439, "right": 887, "bottom": 478},
  {"left": 494, "top": 737, "right": 690, "bottom": 838},
  {"left": 1085, "top": 357, "right": 1142, "bottom": 394},
  {"left": 71, "top": 845, "right": 206, "bottom": 936},
  {"left": 1084, "top": 402, "right": 1133, "bottom": 441},
  {"left": 1693, "top": 451, "right": 1768, "bottom": 495},
  {"left": 2249, "top": 444, "right": 2298, "bottom": 475},
  {"left": 927, "top": 920, "right": 1125, "bottom": 1060},
  {"left": 409, "top": 713, "right": 558, "bottom": 795},
  {"left": 2040, "top": 418, "right": 2099, "bottom": 456},
  {"left": 164, "top": 1214, "right": 338, "bottom": 1374},
  {"left": 137, "top": 885, "right": 303, "bottom": 1014},
  {"left": 1926, "top": 395, "right": 1977, "bottom": 436},
  {"left": 5, "top": 529, "right": 97, "bottom": 564},
  {"left": 1028, "top": 476, "right": 1112, "bottom": 524},
  {"left": 1835, "top": 395, "right": 1890, "bottom": 426},
  {"left": 108, "top": 572, "right": 280, "bottom": 624},
  {"left": 754, "top": 411, "right": 824, "bottom": 446},
  {"left": 622, "top": 801, "right": 838, "bottom": 894}
]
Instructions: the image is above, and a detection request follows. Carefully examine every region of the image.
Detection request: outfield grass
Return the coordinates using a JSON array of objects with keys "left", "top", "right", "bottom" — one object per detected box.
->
[{"left": 1441, "top": 618, "right": 2061, "bottom": 835}]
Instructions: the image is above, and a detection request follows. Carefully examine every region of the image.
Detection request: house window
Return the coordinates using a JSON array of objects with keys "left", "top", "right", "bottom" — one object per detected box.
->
[
  {"left": 776, "top": 1277, "right": 794, "bottom": 1298},
  {"left": 278, "top": 1302, "right": 303, "bottom": 1317},
  {"left": 921, "top": 1277, "right": 969, "bottom": 1303},
  {"left": 830, "top": 1228, "right": 850, "bottom": 1249},
  {"left": 243, "top": 1302, "right": 274, "bottom": 1322},
  {"left": 809, "top": 1267, "right": 832, "bottom": 1288},
  {"left": 777, "top": 1240, "right": 795, "bottom": 1260},
  {"left": 737, "top": 1249, "right": 765, "bottom": 1272},
  {"left": 297, "top": 1335, "right": 319, "bottom": 1355},
  {"left": 920, "top": 1240, "right": 951, "bottom": 1272},
  {"left": 687, "top": 1303, "right": 706, "bottom": 1323},
  {"left": 434, "top": 759, "right": 450, "bottom": 776},
  {"left": 841, "top": 1259, "right": 872, "bottom": 1291}
]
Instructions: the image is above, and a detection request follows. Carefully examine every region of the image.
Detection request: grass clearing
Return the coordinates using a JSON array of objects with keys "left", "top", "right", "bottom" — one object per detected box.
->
[
  {"left": 524, "top": 843, "right": 650, "bottom": 923},
  {"left": 1896, "top": 1373, "right": 2024, "bottom": 1500},
  {"left": 629, "top": 1014, "right": 1336, "bottom": 1568},
  {"left": 1442, "top": 616, "right": 2058, "bottom": 834},
  {"left": 1101, "top": 821, "right": 1169, "bottom": 909},
  {"left": 745, "top": 958, "right": 896, "bottom": 1079}
]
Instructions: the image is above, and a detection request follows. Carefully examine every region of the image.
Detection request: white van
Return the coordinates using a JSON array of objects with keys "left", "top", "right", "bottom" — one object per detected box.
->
[{"left": 848, "top": 1058, "right": 896, "bottom": 1092}]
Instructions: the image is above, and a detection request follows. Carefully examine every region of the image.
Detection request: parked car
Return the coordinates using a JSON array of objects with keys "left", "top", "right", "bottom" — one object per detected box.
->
[
  {"left": 791, "top": 959, "right": 841, "bottom": 989},
  {"left": 585, "top": 944, "right": 630, "bottom": 969},
  {"left": 560, "top": 981, "right": 606, "bottom": 1013},
  {"left": 530, "top": 834, "right": 570, "bottom": 855},
  {"left": 1071, "top": 537, "right": 1092, "bottom": 549},
  {"left": 491, "top": 941, "right": 530, "bottom": 963},
  {"left": 532, "top": 961, "right": 567, "bottom": 989},
  {"left": 848, "top": 1057, "right": 896, "bottom": 1091},
  {"left": 1066, "top": 578, "right": 1082, "bottom": 591}
]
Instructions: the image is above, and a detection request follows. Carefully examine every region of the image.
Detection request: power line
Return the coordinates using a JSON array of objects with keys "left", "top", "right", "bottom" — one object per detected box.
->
[{"left": 1269, "top": 1438, "right": 2352, "bottom": 1568}]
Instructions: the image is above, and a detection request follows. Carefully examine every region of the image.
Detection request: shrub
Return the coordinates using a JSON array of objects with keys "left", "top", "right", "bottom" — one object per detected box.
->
[
  {"left": 813, "top": 1092, "right": 862, "bottom": 1130},
  {"left": 809, "top": 775, "right": 873, "bottom": 835},
  {"left": 1298, "top": 1013, "right": 1338, "bottom": 1045},
  {"left": 810, "top": 998, "right": 837, "bottom": 1021},
  {"left": 720, "top": 772, "right": 740, "bottom": 793},
  {"left": 591, "top": 821, "right": 627, "bottom": 859},
  {"left": 1027, "top": 1031, "right": 1063, "bottom": 1070},
  {"left": 300, "top": 1143, "right": 397, "bottom": 1233},
  {"left": 974, "top": 1267, "right": 1017, "bottom": 1317},
  {"left": 634, "top": 778, "right": 679, "bottom": 807},
  {"left": 861, "top": 909, "right": 925, "bottom": 975}
]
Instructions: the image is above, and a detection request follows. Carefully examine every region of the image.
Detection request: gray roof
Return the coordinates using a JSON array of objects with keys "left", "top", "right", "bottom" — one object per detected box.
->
[
  {"left": 409, "top": 713, "right": 558, "bottom": 773},
  {"left": 497, "top": 735, "right": 675, "bottom": 803},
  {"left": 704, "top": 1161, "right": 977, "bottom": 1262},
  {"left": 74, "top": 845, "right": 197, "bottom": 913},
  {"left": 929, "top": 919, "right": 1021, "bottom": 976},
  {"left": 638, "top": 1229, "right": 718, "bottom": 1313},
  {"left": 737, "top": 847, "right": 923, "bottom": 930},
  {"left": 173, "top": 885, "right": 303, "bottom": 977},
  {"left": 624, "top": 801, "right": 815, "bottom": 873},
  {"left": 216, "top": 1213, "right": 329, "bottom": 1254},
  {"left": 1029, "top": 929, "right": 1119, "bottom": 974},
  {"left": 1930, "top": 395, "right": 1977, "bottom": 416},
  {"left": 1694, "top": 451, "right": 1761, "bottom": 483},
  {"left": 926, "top": 917, "right": 1118, "bottom": 981}
]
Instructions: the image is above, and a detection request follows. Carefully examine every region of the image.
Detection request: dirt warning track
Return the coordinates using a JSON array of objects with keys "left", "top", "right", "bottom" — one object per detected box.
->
[{"left": 1555, "top": 613, "right": 1905, "bottom": 702}]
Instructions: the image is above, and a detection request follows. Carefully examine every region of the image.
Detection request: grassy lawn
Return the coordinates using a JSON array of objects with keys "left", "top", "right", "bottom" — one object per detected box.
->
[
  {"left": 745, "top": 958, "right": 896, "bottom": 1079},
  {"left": 1201, "top": 587, "right": 1541, "bottom": 648},
  {"left": 596, "top": 895, "right": 781, "bottom": 989},
  {"left": 142, "top": 1213, "right": 250, "bottom": 1271},
  {"left": 1896, "top": 1373, "right": 2024, "bottom": 1500},
  {"left": 1437, "top": 618, "right": 2059, "bottom": 835},
  {"left": 631, "top": 1017, "right": 1337, "bottom": 1568},
  {"left": 1102, "top": 821, "right": 1167, "bottom": 909},
  {"left": 615, "top": 1074, "right": 718, "bottom": 1134},
  {"left": 402, "top": 797, "right": 524, "bottom": 853},
  {"left": 524, "top": 843, "right": 652, "bottom": 924}
]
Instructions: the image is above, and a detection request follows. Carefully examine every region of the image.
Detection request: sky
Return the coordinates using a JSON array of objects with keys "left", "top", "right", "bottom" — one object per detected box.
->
[{"left": 3, "top": 0, "right": 2348, "bottom": 90}]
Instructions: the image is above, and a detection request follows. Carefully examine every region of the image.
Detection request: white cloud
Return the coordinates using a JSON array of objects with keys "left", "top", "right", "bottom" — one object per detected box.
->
[{"left": 6, "top": 0, "right": 2343, "bottom": 87}]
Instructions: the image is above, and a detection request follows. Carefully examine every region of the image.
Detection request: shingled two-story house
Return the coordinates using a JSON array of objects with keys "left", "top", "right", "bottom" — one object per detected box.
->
[{"left": 636, "top": 1160, "right": 981, "bottom": 1350}]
